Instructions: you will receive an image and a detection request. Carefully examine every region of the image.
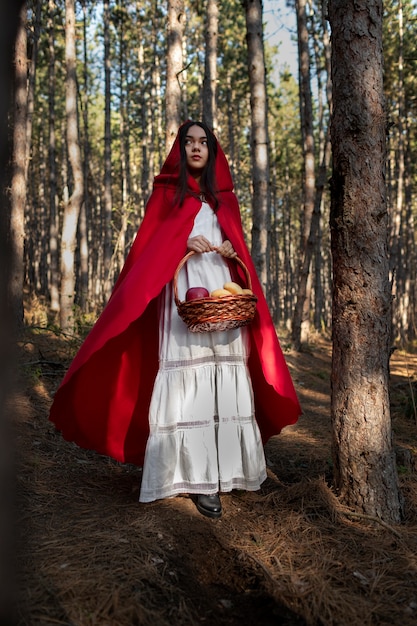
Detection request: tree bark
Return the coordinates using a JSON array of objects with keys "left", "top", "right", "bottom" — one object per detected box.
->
[
  {"left": 118, "top": 3, "right": 129, "bottom": 274},
  {"left": 244, "top": 0, "right": 270, "bottom": 293},
  {"left": 166, "top": 0, "right": 185, "bottom": 152},
  {"left": 291, "top": 0, "right": 316, "bottom": 349},
  {"left": 60, "top": 0, "right": 84, "bottom": 331},
  {"left": 329, "top": 0, "right": 403, "bottom": 523},
  {"left": 103, "top": 0, "right": 113, "bottom": 300},
  {"left": 48, "top": 0, "right": 59, "bottom": 313},
  {"left": 78, "top": 0, "right": 91, "bottom": 312},
  {"left": 312, "top": 5, "right": 332, "bottom": 331},
  {"left": 10, "top": 4, "right": 28, "bottom": 324},
  {"left": 0, "top": 2, "right": 25, "bottom": 620},
  {"left": 25, "top": 0, "right": 42, "bottom": 183},
  {"left": 202, "top": 0, "right": 218, "bottom": 131}
]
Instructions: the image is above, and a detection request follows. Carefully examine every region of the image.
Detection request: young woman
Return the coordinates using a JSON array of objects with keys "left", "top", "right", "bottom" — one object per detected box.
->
[{"left": 49, "top": 121, "right": 301, "bottom": 519}]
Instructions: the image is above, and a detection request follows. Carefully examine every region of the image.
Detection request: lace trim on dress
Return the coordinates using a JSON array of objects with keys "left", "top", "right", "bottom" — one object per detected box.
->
[
  {"left": 149, "top": 414, "right": 255, "bottom": 434},
  {"left": 159, "top": 354, "right": 246, "bottom": 370}
]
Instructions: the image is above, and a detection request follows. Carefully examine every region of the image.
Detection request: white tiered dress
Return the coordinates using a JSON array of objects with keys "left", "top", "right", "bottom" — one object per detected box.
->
[{"left": 139, "top": 202, "right": 266, "bottom": 502}]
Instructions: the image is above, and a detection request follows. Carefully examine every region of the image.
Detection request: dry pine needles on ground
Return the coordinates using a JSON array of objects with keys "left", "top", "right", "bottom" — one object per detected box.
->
[{"left": 11, "top": 327, "right": 417, "bottom": 625}]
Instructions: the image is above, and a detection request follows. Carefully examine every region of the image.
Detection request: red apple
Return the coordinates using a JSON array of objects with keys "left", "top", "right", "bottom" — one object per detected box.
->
[{"left": 186, "top": 287, "right": 210, "bottom": 301}]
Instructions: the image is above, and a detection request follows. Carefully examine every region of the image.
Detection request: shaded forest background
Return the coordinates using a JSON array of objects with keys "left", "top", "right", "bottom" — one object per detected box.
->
[{"left": 8, "top": 0, "right": 417, "bottom": 347}]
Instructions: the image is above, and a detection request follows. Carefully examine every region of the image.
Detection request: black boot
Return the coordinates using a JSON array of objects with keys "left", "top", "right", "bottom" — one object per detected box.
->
[{"left": 196, "top": 493, "right": 222, "bottom": 519}]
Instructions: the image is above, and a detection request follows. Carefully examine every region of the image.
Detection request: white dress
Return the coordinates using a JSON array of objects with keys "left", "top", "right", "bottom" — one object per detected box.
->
[{"left": 139, "top": 202, "right": 266, "bottom": 502}]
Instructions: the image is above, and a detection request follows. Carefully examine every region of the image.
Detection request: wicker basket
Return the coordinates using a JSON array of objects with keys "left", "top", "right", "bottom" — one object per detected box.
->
[{"left": 173, "top": 251, "right": 258, "bottom": 332}]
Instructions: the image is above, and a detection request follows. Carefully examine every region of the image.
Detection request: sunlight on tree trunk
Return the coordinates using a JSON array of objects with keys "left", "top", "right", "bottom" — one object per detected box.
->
[
  {"left": 60, "top": 0, "right": 84, "bottom": 332},
  {"left": 166, "top": 0, "right": 184, "bottom": 152},
  {"left": 10, "top": 5, "right": 28, "bottom": 324},
  {"left": 244, "top": 0, "right": 270, "bottom": 293},
  {"left": 202, "top": 0, "right": 218, "bottom": 132}
]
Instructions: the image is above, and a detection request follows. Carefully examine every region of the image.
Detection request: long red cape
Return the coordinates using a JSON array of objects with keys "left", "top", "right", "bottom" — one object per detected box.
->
[{"left": 49, "top": 124, "right": 301, "bottom": 465}]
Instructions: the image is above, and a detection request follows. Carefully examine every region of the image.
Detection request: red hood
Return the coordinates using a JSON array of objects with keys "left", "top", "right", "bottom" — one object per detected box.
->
[{"left": 153, "top": 120, "right": 234, "bottom": 194}]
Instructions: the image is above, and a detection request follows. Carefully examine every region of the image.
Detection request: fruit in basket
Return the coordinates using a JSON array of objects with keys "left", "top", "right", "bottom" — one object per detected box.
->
[
  {"left": 210, "top": 288, "right": 232, "bottom": 298},
  {"left": 186, "top": 287, "right": 210, "bottom": 301},
  {"left": 223, "top": 281, "right": 243, "bottom": 295}
]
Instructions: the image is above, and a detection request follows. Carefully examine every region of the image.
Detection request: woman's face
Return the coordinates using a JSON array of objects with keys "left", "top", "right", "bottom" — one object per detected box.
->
[{"left": 184, "top": 125, "right": 209, "bottom": 178}]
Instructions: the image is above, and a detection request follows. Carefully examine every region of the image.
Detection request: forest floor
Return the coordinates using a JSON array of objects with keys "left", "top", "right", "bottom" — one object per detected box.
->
[{"left": 11, "top": 322, "right": 417, "bottom": 626}]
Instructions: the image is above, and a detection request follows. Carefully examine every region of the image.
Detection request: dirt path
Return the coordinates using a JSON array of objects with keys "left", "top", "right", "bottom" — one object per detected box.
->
[{"left": 14, "top": 328, "right": 417, "bottom": 625}]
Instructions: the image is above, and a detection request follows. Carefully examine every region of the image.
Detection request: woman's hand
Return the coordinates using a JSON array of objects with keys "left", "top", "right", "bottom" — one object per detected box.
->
[
  {"left": 187, "top": 235, "right": 214, "bottom": 253},
  {"left": 214, "top": 239, "right": 237, "bottom": 258}
]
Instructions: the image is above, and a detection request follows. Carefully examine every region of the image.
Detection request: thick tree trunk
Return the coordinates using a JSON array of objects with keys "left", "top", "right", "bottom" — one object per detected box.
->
[
  {"left": 60, "top": 0, "right": 84, "bottom": 331},
  {"left": 291, "top": 0, "right": 316, "bottom": 349},
  {"left": 166, "top": 0, "right": 185, "bottom": 152},
  {"left": 244, "top": 0, "right": 270, "bottom": 293},
  {"left": 202, "top": 0, "right": 218, "bottom": 131},
  {"left": 10, "top": 4, "right": 28, "bottom": 324},
  {"left": 0, "top": 2, "right": 26, "bottom": 620},
  {"left": 329, "top": 0, "right": 403, "bottom": 523}
]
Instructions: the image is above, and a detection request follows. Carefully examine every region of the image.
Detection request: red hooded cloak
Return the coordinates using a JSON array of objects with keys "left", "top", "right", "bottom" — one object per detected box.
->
[{"left": 49, "top": 124, "right": 301, "bottom": 465}]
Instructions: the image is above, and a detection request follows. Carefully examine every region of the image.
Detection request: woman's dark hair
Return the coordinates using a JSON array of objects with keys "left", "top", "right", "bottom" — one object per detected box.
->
[{"left": 176, "top": 120, "right": 219, "bottom": 210}]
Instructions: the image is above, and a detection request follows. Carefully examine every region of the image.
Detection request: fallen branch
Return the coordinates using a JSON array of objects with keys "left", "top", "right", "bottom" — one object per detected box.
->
[{"left": 337, "top": 509, "right": 402, "bottom": 538}]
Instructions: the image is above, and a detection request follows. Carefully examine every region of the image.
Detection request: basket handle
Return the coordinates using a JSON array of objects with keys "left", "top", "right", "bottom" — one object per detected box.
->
[{"left": 173, "top": 250, "right": 253, "bottom": 307}]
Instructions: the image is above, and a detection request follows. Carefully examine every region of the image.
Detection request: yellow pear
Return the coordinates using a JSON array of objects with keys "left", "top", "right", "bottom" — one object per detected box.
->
[
  {"left": 223, "top": 281, "right": 243, "bottom": 295},
  {"left": 210, "top": 288, "right": 232, "bottom": 298}
]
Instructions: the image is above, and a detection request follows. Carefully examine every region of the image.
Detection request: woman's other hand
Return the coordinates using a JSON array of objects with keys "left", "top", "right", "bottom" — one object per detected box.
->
[
  {"left": 187, "top": 235, "right": 214, "bottom": 253},
  {"left": 214, "top": 240, "right": 237, "bottom": 258}
]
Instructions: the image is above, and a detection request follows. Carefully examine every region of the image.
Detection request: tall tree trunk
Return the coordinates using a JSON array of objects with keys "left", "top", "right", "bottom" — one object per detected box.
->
[
  {"left": 329, "top": 0, "right": 403, "bottom": 523},
  {"left": 118, "top": 3, "right": 128, "bottom": 273},
  {"left": 136, "top": 24, "right": 149, "bottom": 216},
  {"left": 312, "top": 5, "right": 332, "bottom": 331},
  {"left": 226, "top": 73, "right": 236, "bottom": 181},
  {"left": 48, "top": 0, "right": 59, "bottom": 313},
  {"left": 78, "top": 0, "right": 90, "bottom": 311},
  {"left": 390, "top": 0, "right": 406, "bottom": 340},
  {"left": 202, "top": 0, "right": 218, "bottom": 131},
  {"left": 152, "top": 0, "right": 164, "bottom": 173},
  {"left": 38, "top": 131, "right": 48, "bottom": 295},
  {"left": 244, "top": 0, "right": 270, "bottom": 293},
  {"left": 25, "top": 0, "right": 42, "bottom": 183},
  {"left": 10, "top": 4, "right": 28, "bottom": 324},
  {"left": 283, "top": 157, "right": 294, "bottom": 327},
  {"left": 402, "top": 125, "right": 416, "bottom": 340},
  {"left": 166, "top": 0, "right": 185, "bottom": 152},
  {"left": 291, "top": 0, "right": 316, "bottom": 349},
  {"left": 0, "top": 3, "right": 26, "bottom": 618},
  {"left": 103, "top": 0, "right": 113, "bottom": 300},
  {"left": 60, "top": 0, "right": 84, "bottom": 331}
]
